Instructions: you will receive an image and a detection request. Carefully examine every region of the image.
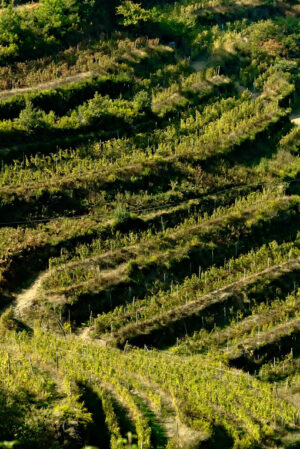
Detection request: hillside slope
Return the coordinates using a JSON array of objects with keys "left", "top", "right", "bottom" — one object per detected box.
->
[{"left": 0, "top": 0, "right": 299, "bottom": 448}]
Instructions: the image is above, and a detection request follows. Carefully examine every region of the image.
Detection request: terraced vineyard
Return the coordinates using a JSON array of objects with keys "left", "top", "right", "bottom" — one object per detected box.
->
[{"left": 0, "top": 0, "right": 299, "bottom": 448}]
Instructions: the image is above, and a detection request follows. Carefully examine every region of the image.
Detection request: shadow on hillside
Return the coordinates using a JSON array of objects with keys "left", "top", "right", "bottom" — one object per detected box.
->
[
  {"left": 202, "top": 425, "right": 234, "bottom": 449},
  {"left": 131, "top": 392, "right": 168, "bottom": 449},
  {"left": 66, "top": 206, "right": 300, "bottom": 325},
  {"left": 229, "top": 329, "right": 300, "bottom": 374},
  {"left": 121, "top": 268, "right": 300, "bottom": 350},
  {"left": 78, "top": 383, "right": 111, "bottom": 449}
]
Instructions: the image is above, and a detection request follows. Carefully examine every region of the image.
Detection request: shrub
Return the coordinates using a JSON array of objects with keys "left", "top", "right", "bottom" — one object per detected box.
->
[
  {"left": 18, "top": 101, "right": 46, "bottom": 134},
  {"left": 114, "top": 204, "right": 131, "bottom": 225},
  {"left": 0, "top": 308, "right": 17, "bottom": 331},
  {"left": 133, "top": 90, "right": 152, "bottom": 112}
]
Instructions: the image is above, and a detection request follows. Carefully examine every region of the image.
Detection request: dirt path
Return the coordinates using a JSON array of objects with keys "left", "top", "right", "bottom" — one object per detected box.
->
[
  {"left": 14, "top": 270, "right": 48, "bottom": 316},
  {"left": 292, "top": 117, "right": 300, "bottom": 126},
  {"left": 291, "top": 106, "right": 300, "bottom": 126},
  {"left": 0, "top": 71, "right": 92, "bottom": 101},
  {"left": 155, "top": 393, "right": 205, "bottom": 449},
  {"left": 80, "top": 327, "right": 108, "bottom": 347},
  {"left": 13, "top": 258, "right": 127, "bottom": 318}
]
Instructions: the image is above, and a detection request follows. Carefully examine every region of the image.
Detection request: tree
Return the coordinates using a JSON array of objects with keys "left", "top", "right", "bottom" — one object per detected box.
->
[
  {"left": 18, "top": 100, "right": 45, "bottom": 134},
  {"left": 0, "top": 6, "right": 22, "bottom": 61},
  {"left": 36, "top": 0, "right": 79, "bottom": 36},
  {"left": 116, "top": 1, "right": 150, "bottom": 26},
  {"left": 79, "top": 92, "right": 106, "bottom": 126}
]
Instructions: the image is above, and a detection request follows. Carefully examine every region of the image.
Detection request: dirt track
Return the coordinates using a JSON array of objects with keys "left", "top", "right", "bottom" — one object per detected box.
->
[{"left": 0, "top": 71, "right": 92, "bottom": 101}]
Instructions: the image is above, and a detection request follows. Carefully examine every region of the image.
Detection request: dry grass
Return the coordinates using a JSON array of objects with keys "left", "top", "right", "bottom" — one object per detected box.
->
[{"left": 0, "top": 71, "right": 92, "bottom": 100}]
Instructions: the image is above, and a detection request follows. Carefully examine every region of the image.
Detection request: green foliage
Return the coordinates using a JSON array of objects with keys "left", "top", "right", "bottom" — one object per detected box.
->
[
  {"left": 0, "top": 308, "right": 17, "bottom": 332},
  {"left": 117, "top": 1, "right": 150, "bottom": 26},
  {"left": 0, "top": 6, "right": 23, "bottom": 60},
  {"left": 113, "top": 203, "right": 131, "bottom": 225},
  {"left": 36, "top": 0, "right": 87, "bottom": 35},
  {"left": 18, "top": 100, "right": 46, "bottom": 134},
  {"left": 0, "top": 73, "right": 134, "bottom": 121},
  {"left": 0, "top": 0, "right": 117, "bottom": 64},
  {"left": 133, "top": 90, "right": 152, "bottom": 112},
  {"left": 0, "top": 443, "right": 19, "bottom": 449}
]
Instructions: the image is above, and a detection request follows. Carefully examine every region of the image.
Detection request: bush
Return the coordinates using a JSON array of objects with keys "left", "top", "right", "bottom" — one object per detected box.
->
[
  {"left": 0, "top": 308, "right": 17, "bottom": 331},
  {"left": 133, "top": 90, "right": 152, "bottom": 112},
  {"left": 113, "top": 205, "right": 145, "bottom": 232},
  {"left": 113, "top": 204, "right": 131, "bottom": 225},
  {"left": 18, "top": 101, "right": 46, "bottom": 134}
]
